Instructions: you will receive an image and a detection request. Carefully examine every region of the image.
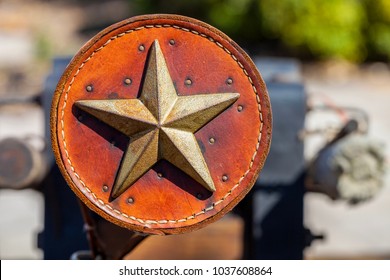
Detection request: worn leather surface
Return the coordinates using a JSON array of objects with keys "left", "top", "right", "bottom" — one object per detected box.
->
[{"left": 51, "top": 14, "right": 272, "bottom": 235}]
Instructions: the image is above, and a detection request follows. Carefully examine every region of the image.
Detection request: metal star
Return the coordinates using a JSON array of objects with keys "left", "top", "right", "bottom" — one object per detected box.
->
[{"left": 75, "top": 40, "right": 240, "bottom": 199}]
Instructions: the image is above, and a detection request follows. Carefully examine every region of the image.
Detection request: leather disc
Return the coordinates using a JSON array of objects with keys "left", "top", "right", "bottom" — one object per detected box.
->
[{"left": 51, "top": 14, "right": 272, "bottom": 235}]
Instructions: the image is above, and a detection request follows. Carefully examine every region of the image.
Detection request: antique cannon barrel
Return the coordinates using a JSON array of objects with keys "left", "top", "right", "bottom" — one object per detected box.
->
[{"left": 0, "top": 137, "right": 47, "bottom": 190}]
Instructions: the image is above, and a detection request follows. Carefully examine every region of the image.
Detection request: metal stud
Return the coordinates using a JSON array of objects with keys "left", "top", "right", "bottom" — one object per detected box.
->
[
  {"left": 124, "top": 78, "right": 132, "bottom": 85},
  {"left": 185, "top": 78, "right": 192, "bottom": 86},
  {"left": 102, "top": 185, "right": 109, "bottom": 192},
  {"left": 139, "top": 44, "right": 145, "bottom": 51},
  {"left": 169, "top": 39, "right": 175, "bottom": 45},
  {"left": 222, "top": 175, "right": 228, "bottom": 182},
  {"left": 209, "top": 137, "right": 215, "bottom": 144},
  {"left": 157, "top": 172, "right": 163, "bottom": 178},
  {"left": 227, "top": 78, "right": 233, "bottom": 85},
  {"left": 127, "top": 197, "right": 134, "bottom": 204},
  {"left": 86, "top": 85, "right": 93, "bottom": 92},
  {"left": 237, "top": 105, "right": 243, "bottom": 112}
]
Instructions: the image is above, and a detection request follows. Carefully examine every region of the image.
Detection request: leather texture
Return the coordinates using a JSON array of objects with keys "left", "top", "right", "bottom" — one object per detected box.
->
[{"left": 51, "top": 14, "right": 272, "bottom": 235}]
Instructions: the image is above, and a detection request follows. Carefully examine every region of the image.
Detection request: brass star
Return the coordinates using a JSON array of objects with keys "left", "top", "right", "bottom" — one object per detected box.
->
[{"left": 75, "top": 40, "right": 240, "bottom": 199}]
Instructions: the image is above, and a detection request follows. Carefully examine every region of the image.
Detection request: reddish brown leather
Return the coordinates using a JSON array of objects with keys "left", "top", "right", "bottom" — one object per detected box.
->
[{"left": 51, "top": 14, "right": 272, "bottom": 235}]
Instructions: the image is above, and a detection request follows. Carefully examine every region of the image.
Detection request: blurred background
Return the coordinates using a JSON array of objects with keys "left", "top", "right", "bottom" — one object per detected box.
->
[{"left": 0, "top": 0, "right": 389, "bottom": 260}]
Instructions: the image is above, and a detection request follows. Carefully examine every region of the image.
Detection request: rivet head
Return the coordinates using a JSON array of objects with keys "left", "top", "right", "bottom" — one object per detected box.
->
[
  {"left": 139, "top": 44, "right": 145, "bottom": 51},
  {"left": 124, "top": 78, "right": 132, "bottom": 85},
  {"left": 86, "top": 85, "right": 93, "bottom": 92},
  {"left": 238, "top": 105, "right": 243, "bottom": 112},
  {"left": 102, "top": 185, "right": 109, "bottom": 192},
  {"left": 169, "top": 39, "right": 175, "bottom": 45},
  {"left": 222, "top": 175, "right": 228, "bottom": 182},
  {"left": 185, "top": 78, "right": 192, "bottom": 86},
  {"left": 209, "top": 137, "right": 215, "bottom": 144},
  {"left": 127, "top": 197, "right": 134, "bottom": 204},
  {"left": 157, "top": 172, "right": 163, "bottom": 178},
  {"left": 227, "top": 78, "right": 233, "bottom": 85}
]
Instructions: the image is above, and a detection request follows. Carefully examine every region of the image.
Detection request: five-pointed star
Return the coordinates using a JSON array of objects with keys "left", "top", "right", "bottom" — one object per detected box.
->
[{"left": 75, "top": 40, "right": 240, "bottom": 199}]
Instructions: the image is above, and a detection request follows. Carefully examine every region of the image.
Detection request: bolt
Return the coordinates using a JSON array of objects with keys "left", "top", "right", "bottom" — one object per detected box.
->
[
  {"left": 227, "top": 78, "right": 233, "bottom": 85},
  {"left": 209, "top": 137, "right": 215, "bottom": 144},
  {"left": 185, "top": 78, "right": 192, "bottom": 86},
  {"left": 102, "top": 185, "right": 109, "bottom": 192},
  {"left": 238, "top": 105, "right": 243, "bottom": 112},
  {"left": 169, "top": 39, "right": 175, "bottom": 45},
  {"left": 127, "top": 197, "right": 134, "bottom": 204},
  {"left": 222, "top": 175, "right": 228, "bottom": 182},
  {"left": 139, "top": 44, "right": 145, "bottom": 51},
  {"left": 124, "top": 78, "right": 132, "bottom": 85},
  {"left": 86, "top": 85, "right": 93, "bottom": 92}
]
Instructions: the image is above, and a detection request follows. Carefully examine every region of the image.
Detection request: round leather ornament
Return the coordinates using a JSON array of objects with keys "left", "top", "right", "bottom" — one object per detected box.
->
[{"left": 51, "top": 14, "right": 272, "bottom": 235}]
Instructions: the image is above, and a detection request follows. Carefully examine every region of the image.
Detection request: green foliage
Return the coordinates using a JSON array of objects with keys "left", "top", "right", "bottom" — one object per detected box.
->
[
  {"left": 365, "top": 0, "right": 390, "bottom": 60},
  {"left": 258, "top": 0, "right": 367, "bottom": 61},
  {"left": 131, "top": 0, "right": 390, "bottom": 62},
  {"left": 207, "top": 0, "right": 253, "bottom": 34}
]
